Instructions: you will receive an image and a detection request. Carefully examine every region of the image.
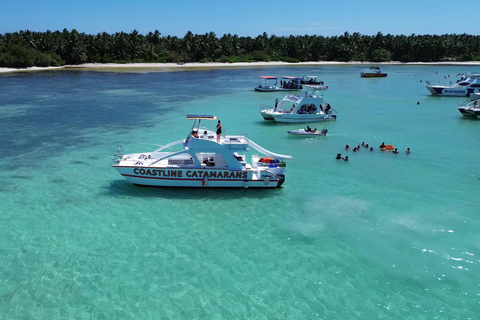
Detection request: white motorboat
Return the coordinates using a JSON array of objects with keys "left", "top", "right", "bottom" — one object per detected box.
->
[
  {"left": 458, "top": 99, "right": 480, "bottom": 118},
  {"left": 287, "top": 128, "right": 328, "bottom": 136},
  {"left": 253, "top": 76, "right": 302, "bottom": 92},
  {"left": 253, "top": 76, "right": 280, "bottom": 92},
  {"left": 300, "top": 76, "right": 324, "bottom": 85},
  {"left": 260, "top": 85, "right": 337, "bottom": 123},
  {"left": 426, "top": 73, "right": 480, "bottom": 96},
  {"left": 112, "top": 114, "right": 293, "bottom": 188}
]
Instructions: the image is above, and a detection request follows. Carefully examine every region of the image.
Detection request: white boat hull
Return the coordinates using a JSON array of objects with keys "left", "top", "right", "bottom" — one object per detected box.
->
[
  {"left": 272, "top": 114, "right": 336, "bottom": 123},
  {"left": 113, "top": 166, "right": 285, "bottom": 188}
]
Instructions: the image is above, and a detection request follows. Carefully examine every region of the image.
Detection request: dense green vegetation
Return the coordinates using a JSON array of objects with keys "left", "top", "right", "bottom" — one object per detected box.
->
[{"left": 1, "top": 29, "right": 480, "bottom": 68}]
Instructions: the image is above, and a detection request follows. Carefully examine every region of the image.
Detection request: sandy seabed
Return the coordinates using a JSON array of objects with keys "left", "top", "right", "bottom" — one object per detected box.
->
[{"left": 1, "top": 61, "right": 479, "bottom": 74}]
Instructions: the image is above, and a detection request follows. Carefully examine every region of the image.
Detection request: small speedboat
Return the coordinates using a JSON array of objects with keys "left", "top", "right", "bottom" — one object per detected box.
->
[
  {"left": 458, "top": 99, "right": 480, "bottom": 118},
  {"left": 287, "top": 128, "right": 328, "bottom": 136},
  {"left": 360, "top": 66, "right": 387, "bottom": 77},
  {"left": 112, "top": 114, "right": 293, "bottom": 188},
  {"left": 426, "top": 72, "right": 480, "bottom": 96}
]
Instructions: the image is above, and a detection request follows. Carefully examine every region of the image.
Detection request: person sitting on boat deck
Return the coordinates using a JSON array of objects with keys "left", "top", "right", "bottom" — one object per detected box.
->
[
  {"left": 203, "top": 157, "right": 215, "bottom": 166},
  {"left": 192, "top": 130, "right": 199, "bottom": 138},
  {"left": 202, "top": 130, "right": 208, "bottom": 139},
  {"left": 405, "top": 147, "right": 411, "bottom": 154},
  {"left": 336, "top": 153, "right": 342, "bottom": 160},
  {"left": 216, "top": 120, "right": 222, "bottom": 142},
  {"left": 313, "top": 128, "right": 318, "bottom": 132},
  {"left": 306, "top": 126, "right": 312, "bottom": 132}
]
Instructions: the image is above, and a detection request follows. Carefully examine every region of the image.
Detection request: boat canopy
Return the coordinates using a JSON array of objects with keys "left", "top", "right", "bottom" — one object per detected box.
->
[
  {"left": 185, "top": 114, "right": 217, "bottom": 120},
  {"left": 258, "top": 76, "right": 277, "bottom": 79},
  {"left": 282, "top": 76, "right": 302, "bottom": 80}
]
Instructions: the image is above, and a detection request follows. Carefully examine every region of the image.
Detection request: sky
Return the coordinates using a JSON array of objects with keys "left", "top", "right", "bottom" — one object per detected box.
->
[{"left": 1, "top": 0, "right": 479, "bottom": 38}]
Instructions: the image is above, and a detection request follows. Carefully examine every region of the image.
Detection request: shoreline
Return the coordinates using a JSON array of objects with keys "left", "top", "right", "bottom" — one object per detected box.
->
[{"left": 1, "top": 61, "right": 479, "bottom": 74}]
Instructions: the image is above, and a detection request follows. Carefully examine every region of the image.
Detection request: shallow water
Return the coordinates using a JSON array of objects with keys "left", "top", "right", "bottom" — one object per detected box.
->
[{"left": 1, "top": 65, "right": 479, "bottom": 319}]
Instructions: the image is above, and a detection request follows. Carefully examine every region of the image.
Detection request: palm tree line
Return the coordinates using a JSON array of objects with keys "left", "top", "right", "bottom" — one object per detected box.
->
[{"left": 1, "top": 29, "right": 479, "bottom": 68}]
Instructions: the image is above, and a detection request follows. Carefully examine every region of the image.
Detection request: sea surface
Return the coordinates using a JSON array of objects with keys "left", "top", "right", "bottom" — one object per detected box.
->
[{"left": 1, "top": 64, "right": 479, "bottom": 319}]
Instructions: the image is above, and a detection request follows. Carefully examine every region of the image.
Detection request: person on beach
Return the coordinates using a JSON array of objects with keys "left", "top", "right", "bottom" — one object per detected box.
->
[{"left": 216, "top": 120, "right": 222, "bottom": 142}]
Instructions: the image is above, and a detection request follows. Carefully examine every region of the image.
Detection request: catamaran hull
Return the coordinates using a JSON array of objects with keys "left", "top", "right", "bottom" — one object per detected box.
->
[{"left": 113, "top": 166, "right": 286, "bottom": 188}]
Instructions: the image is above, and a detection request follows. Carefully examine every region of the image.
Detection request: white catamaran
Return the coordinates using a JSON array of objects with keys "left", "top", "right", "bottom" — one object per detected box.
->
[{"left": 112, "top": 114, "right": 293, "bottom": 188}]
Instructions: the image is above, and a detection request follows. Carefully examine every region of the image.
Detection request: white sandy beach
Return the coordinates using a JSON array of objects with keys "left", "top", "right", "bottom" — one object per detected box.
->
[{"left": 1, "top": 61, "right": 479, "bottom": 74}]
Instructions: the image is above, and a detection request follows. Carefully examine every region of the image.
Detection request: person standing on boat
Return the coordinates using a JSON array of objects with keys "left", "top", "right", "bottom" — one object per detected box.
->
[
  {"left": 216, "top": 120, "right": 222, "bottom": 142},
  {"left": 274, "top": 98, "right": 279, "bottom": 111}
]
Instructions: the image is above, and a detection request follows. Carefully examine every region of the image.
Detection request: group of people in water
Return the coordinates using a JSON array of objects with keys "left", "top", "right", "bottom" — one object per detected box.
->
[{"left": 336, "top": 141, "right": 411, "bottom": 161}]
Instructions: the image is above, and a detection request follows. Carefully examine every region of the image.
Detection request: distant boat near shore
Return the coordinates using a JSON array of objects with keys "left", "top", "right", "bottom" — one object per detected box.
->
[{"left": 360, "top": 66, "right": 388, "bottom": 77}]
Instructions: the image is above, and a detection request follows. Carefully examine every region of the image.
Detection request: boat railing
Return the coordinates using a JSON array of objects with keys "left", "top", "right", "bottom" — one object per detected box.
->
[
  {"left": 260, "top": 104, "right": 273, "bottom": 111},
  {"left": 221, "top": 131, "right": 249, "bottom": 150}
]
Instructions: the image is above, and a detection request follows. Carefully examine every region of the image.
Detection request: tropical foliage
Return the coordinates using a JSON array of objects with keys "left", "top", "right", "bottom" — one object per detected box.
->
[{"left": 1, "top": 29, "right": 479, "bottom": 68}]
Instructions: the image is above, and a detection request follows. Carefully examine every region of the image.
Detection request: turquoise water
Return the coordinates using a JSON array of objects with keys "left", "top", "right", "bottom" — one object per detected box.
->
[{"left": 1, "top": 65, "right": 479, "bottom": 319}]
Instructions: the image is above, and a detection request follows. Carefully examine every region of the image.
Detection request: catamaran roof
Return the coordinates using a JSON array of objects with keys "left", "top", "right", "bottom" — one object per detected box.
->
[
  {"left": 258, "top": 76, "right": 277, "bottom": 79},
  {"left": 185, "top": 114, "right": 217, "bottom": 120}
]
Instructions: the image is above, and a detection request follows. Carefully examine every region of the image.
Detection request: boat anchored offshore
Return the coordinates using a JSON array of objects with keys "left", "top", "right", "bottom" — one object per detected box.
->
[
  {"left": 425, "top": 72, "right": 480, "bottom": 96},
  {"left": 260, "top": 85, "right": 337, "bottom": 123},
  {"left": 253, "top": 76, "right": 302, "bottom": 92},
  {"left": 112, "top": 114, "right": 293, "bottom": 188},
  {"left": 360, "top": 66, "right": 387, "bottom": 77},
  {"left": 458, "top": 99, "right": 480, "bottom": 118},
  {"left": 300, "top": 76, "right": 324, "bottom": 85}
]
